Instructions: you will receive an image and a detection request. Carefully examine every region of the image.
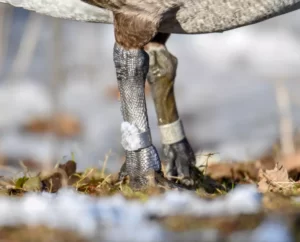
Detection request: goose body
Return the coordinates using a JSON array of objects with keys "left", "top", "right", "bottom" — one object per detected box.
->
[{"left": 1, "top": 0, "right": 300, "bottom": 34}]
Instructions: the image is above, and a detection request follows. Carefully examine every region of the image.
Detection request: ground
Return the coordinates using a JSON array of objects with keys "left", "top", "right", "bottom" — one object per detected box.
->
[{"left": 1, "top": 144, "right": 300, "bottom": 242}]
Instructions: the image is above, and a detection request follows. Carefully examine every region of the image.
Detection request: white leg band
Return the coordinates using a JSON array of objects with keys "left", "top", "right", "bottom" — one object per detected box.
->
[
  {"left": 159, "top": 119, "right": 185, "bottom": 145},
  {"left": 121, "top": 122, "right": 152, "bottom": 151}
]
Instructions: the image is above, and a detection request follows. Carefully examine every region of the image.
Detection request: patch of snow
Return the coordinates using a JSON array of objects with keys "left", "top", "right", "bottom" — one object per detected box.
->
[
  {"left": 0, "top": 81, "right": 52, "bottom": 128},
  {"left": 221, "top": 216, "right": 292, "bottom": 242},
  {"left": 188, "top": 28, "right": 300, "bottom": 77},
  {"left": 225, "top": 185, "right": 262, "bottom": 214},
  {"left": 250, "top": 216, "right": 292, "bottom": 242},
  {"left": 146, "top": 185, "right": 261, "bottom": 217},
  {"left": 171, "top": 229, "right": 221, "bottom": 242},
  {"left": 0, "top": 185, "right": 262, "bottom": 240}
]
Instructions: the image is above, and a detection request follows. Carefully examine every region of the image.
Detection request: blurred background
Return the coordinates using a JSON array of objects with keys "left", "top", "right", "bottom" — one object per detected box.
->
[{"left": 0, "top": 5, "right": 300, "bottom": 174}]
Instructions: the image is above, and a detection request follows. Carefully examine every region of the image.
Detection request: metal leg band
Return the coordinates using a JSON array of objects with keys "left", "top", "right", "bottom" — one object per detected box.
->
[
  {"left": 121, "top": 122, "right": 152, "bottom": 151},
  {"left": 159, "top": 119, "right": 185, "bottom": 145}
]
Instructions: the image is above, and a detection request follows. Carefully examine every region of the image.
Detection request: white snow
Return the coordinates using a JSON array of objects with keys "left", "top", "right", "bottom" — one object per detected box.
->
[
  {"left": 146, "top": 185, "right": 261, "bottom": 217},
  {"left": 0, "top": 81, "right": 51, "bottom": 128},
  {"left": 0, "top": 185, "right": 261, "bottom": 240},
  {"left": 0, "top": 184, "right": 294, "bottom": 242},
  {"left": 250, "top": 217, "right": 292, "bottom": 242}
]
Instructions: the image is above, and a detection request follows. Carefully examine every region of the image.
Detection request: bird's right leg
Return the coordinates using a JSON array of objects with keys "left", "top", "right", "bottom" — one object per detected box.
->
[
  {"left": 112, "top": 14, "right": 179, "bottom": 190},
  {"left": 145, "top": 33, "right": 196, "bottom": 186},
  {"left": 114, "top": 42, "right": 167, "bottom": 190}
]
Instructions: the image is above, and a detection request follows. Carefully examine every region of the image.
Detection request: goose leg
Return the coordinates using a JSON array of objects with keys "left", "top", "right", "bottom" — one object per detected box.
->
[
  {"left": 81, "top": 1, "right": 185, "bottom": 190},
  {"left": 114, "top": 43, "right": 167, "bottom": 190},
  {"left": 145, "top": 34, "right": 196, "bottom": 186}
]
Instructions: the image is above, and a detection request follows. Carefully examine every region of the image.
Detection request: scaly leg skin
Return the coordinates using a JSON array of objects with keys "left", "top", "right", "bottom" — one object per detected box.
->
[
  {"left": 145, "top": 34, "right": 196, "bottom": 187},
  {"left": 114, "top": 43, "right": 180, "bottom": 190}
]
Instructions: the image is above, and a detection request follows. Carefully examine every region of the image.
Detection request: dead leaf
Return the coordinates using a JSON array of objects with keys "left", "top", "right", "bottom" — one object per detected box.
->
[
  {"left": 205, "top": 162, "right": 258, "bottom": 182},
  {"left": 41, "top": 172, "right": 63, "bottom": 193},
  {"left": 258, "top": 163, "right": 294, "bottom": 194},
  {"left": 0, "top": 154, "right": 6, "bottom": 166},
  {"left": 282, "top": 153, "right": 300, "bottom": 180},
  {"left": 23, "top": 114, "right": 81, "bottom": 137},
  {"left": 23, "top": 177, "right": 42, "bottom": 192},
  {"left": 21, "top": 159, "right": 43, "bottom": 170},
  {"left": 15, "top": 177, "right": 29, "bottom": 189},
  {"left": 258, "top": 137, "right": 300, "bottom": 180},
  {"left": 259, "top": 154, "right": 276, "bottom": 170},
  {"left": 58, "top": 160, "right": 77, "bottom": 177}
]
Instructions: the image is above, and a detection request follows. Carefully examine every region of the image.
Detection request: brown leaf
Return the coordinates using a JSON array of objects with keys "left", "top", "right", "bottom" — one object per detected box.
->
[
  {"left": 258, "top": 163, "right": 293, "bottom": 194},
  {"left": 42, "top": 173, "right": 63, "bottom": 193},
  {"left": 283, "top": 153, "right": 300, "bottom": 172},
  {"left": 23, "top": 114, "right": 81, "bottom": 137},
  {"left": 258, "top": 138, "right": 300, "bottom": 180},
  {"left": 282, "top": 153, "right": 300, "bottom": 178},
  {"left": 205, "top": 162, "right": 258, "bottom": 182},
  {"left": 59, "top": 160, "right": 77, "bottom": 177},
  {"left": 259, "top": 153, "right": 276, "bottom": 170},
  {"left": 54, "top": 115, "right": 81, "bottom": 137}
]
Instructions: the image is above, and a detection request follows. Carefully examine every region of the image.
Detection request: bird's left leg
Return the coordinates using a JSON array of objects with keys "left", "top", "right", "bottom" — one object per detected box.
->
[{"left": 145, "top": 34, "right": 196, "bottom": 186}]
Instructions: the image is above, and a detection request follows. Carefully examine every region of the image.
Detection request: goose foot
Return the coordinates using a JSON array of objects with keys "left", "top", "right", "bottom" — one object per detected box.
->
[
  {"left": 163, "top": 138, "right": 196, "bottom": 187},
  {"left": 118, "top": 147, "right": 160, "bottom": 190},
  {"left": 118, "top": 148, "right": 189, "bottom": 190}
]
